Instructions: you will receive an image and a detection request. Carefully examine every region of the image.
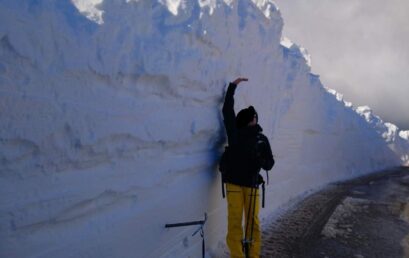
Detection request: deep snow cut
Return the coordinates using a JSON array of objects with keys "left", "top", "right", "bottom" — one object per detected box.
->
[{"left": 0, "top": 0, "right": 408, "bottom": 257}]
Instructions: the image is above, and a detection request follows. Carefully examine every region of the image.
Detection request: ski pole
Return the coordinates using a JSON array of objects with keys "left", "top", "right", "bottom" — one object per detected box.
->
[
  {"left": 243, "top": 175, "right": 259, "bottom": 258},
  {"left": 243, "top": 186, "right": 255, "bottom": 258},
  {"left": 249, "top": 185, "right": 258, "bottom": 255}
]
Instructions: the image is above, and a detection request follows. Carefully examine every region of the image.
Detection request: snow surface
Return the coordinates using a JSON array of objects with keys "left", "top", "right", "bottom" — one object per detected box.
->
[{"left": 0, "top": 0, "right": 408, "bottom": 257}]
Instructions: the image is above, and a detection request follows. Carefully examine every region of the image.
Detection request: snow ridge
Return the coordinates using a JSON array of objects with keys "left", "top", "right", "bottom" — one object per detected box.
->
[{"left": 0, "top": 0, "right": 407, "bottom": 257}]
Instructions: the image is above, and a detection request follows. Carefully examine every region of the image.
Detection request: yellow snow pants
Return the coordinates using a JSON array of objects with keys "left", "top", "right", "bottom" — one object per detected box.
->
[{"left": 226, "top": 183, "right": 261, "bottom": 258}]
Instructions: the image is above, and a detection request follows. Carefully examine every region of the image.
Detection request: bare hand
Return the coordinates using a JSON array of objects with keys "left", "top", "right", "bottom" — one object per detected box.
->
[{"left": 232, "top": 77, "right": 249, "bottom": 85}]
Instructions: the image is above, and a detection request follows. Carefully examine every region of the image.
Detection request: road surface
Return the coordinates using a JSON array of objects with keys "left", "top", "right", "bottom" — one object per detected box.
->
[{"left": 262, "top": 166, "right": 409, "bottom": 258}]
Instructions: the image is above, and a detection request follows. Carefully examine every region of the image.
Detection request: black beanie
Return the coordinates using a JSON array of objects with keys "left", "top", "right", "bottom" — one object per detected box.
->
[{"left": 236, "top": 106, "right": 258, "bottom": 129}]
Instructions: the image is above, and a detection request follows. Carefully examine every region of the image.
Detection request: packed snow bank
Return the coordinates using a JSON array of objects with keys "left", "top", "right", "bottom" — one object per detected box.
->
[
  {"left": 355, "top": 106, "right": 409, "bottom": 165},
  {"left": 0, "top": 0, "right": 407, "bottom": 257}
]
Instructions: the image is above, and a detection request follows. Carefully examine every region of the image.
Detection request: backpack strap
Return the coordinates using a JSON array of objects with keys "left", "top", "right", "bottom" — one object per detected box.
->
[
  {"left": 221, "top": 179, "right": 225, "bottom": 199},
  {"left": 265, "top": 170, "right": 269, "bottom": 185},
  {"left": 261, "top": 181, "right": 265, "bottom": 208},
  {"left": 257, "top": 173, "right": 266, "bottom": 208}
]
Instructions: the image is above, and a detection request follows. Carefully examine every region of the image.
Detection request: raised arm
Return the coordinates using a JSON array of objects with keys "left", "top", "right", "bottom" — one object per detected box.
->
[{"left": 222, "top": 78, "right": 248, "bottom": 145}]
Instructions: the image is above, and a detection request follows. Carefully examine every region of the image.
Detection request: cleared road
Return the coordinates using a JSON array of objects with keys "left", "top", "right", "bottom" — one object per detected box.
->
[{"left": 262, "top": 166, "right": 409, "bottom": 258}]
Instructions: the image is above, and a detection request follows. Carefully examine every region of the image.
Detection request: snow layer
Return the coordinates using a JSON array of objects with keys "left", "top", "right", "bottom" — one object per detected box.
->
[{"left": 0, "top": 0, "right": 408, "bottom": 257}]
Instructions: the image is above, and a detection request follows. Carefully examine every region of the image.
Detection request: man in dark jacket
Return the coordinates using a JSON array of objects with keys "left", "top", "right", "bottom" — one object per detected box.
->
[{"left": 222, "top": 77, "right": 274, "bottom": 258}]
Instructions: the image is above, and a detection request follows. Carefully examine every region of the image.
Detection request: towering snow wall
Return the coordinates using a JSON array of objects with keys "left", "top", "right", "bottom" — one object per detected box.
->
[{"left": 0, "top": 0, "right": 408, "bottom": 257}]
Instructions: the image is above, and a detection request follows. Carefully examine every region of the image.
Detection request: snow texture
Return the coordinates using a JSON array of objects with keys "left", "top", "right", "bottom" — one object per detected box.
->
[{"left": 0, "top": 0, "right": 408, "bottom": 257}]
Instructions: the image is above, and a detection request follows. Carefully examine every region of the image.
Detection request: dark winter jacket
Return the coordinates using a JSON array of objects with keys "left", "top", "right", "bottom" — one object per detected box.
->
[{"left": 222, "top": 83, "right": 274, "bottom": 188}]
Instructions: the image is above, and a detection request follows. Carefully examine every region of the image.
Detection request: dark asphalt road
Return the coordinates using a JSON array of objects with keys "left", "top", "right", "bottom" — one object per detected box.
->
[{"left": 261, "top": 166, "right": 409, "bottom": 258}]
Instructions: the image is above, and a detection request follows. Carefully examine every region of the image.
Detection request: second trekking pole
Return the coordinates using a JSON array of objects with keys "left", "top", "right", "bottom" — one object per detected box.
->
[{"left": 243, "top": 175, "right": 258, "bottom": 258}]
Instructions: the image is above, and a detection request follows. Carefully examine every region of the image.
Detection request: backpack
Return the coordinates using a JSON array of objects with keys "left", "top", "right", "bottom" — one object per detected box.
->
[
  {"left": 218, "top": 145, "right": 231, "bottom": 175},
  {"left": 219, "top": 133, "right": 273, "bottom": 175},
  {"left": 218, "top": 133, "right": 274, "bottom": 207},
  {"left": 253, "top": 133, "right": 275, "bottom": 172},
  {"left": 218, "top": 145, "right": 231, "bottom": 199}
]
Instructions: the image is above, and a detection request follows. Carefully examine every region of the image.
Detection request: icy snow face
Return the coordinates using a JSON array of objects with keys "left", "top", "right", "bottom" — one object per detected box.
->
[
  {"left": 72, "top": 0, "right": 104, "bottom": 24},
  {"left": 71, "top": 0, "right": 277, "bottom": 21},
  {"left": 399, "top": 131, "right": 409, "bottom": 165},
  {"left": 280, "top": 36, "right": 312, "bottom": 67},
  {"left": 354, "top": 107, "right": 409, "bottom": 164},
  {"left": 0, "top": 0, "right": 408, "bottom": 257},
  {"left": 400, "top": 131, "right": 409, "bottom": 140}
]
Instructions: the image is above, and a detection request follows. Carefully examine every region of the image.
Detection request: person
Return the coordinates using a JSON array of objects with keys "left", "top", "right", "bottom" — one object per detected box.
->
[{"left": 221, "top": 77, "right": 274, "bottom": 258}]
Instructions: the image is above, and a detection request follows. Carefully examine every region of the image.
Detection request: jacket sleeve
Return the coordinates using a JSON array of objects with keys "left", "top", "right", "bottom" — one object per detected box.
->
[
  {"left": 261, "top": 135, "right": 275, "bottom": 171},
  {"left": 222, "top": 83, "right": 238, "bottom": 146}
]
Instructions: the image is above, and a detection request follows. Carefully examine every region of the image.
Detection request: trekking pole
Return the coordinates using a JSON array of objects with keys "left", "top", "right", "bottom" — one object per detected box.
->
[
  {"left": 243, "top": 175, "right": 257, "bottom": 258},
  {"left": 165, "top": 213, "right": 207, "bottom": 258},
  {"left": 243, "top": 175, "right": 259, "bottom": 258},
  {"left": 249, "top": 186, "right": 258, "bottom": 254},
  {"left": 243, "top": 186, "right": 253, "bottom": 258}
]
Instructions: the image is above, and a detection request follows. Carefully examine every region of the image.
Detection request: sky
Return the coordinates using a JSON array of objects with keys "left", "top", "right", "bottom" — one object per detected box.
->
[{"left": 274, "top": 0, "right": 409, "bottom": 130}]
